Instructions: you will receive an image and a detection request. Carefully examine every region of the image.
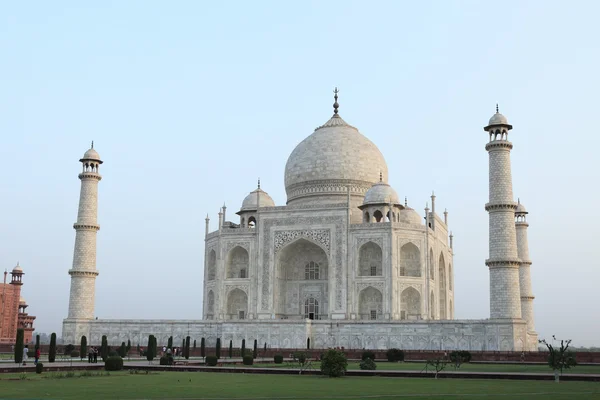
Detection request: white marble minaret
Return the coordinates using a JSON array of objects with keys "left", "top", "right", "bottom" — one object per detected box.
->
[
  {"left": 66, "top": 143, "right": 102, "bottom": 320},
  {"left": 484, "top": 107, "right": 522, "bottom": 319},
  {"left": 515, "top": 200, "right": 535, "bottom": 332}
]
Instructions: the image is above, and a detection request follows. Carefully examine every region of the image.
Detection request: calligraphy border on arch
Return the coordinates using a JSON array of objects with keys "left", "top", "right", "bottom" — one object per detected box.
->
[{"left": 274, "top": 229, "right": 330, "bottom": 255}]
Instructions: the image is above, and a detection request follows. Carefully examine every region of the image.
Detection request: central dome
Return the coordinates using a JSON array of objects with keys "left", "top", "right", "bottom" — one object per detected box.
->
[{"left": 284, "top": 113, "right": 388, "bottom": 206}]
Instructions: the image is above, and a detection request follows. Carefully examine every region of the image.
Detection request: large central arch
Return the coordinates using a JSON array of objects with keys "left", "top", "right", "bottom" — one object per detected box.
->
[{"left": 275, "top": 238, "right": 329, "bottom": 319}]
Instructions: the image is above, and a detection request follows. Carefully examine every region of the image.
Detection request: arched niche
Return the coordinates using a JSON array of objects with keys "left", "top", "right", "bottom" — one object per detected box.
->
[
  {"left": 438, "top": 253, "right": 447, "bottom": 319},
  {"left": 275, "top": 238, "right": 329, "bottom": 319},
  {"left": 226, "top": 246, "right": 249, "bottom": 279},
  {"left": 430, "top": 291, "right": 435, "bottom": 319},
  {"left": 400, "top": 287, "right": 421, "bottom": 320},
  {"left": 358, "top": 241, "right": 382, "bottom": 276},
  {"left": 400, "top": 242, "right": 421, "bottom": 277},
  {"left": 226, "top": 288, "right": 248, "bottom": 320},
  {"left": 429, "top": 248, "right": 434, "bottom": 280},
  {"left": 206, "top": 290, "right": 215, "bottom": 319},
  {"left": 358, "top": 286, "right": 383, "bottom": 320},
  {"left": 207, "top": 250, "right": 216, "bottom": 281}
]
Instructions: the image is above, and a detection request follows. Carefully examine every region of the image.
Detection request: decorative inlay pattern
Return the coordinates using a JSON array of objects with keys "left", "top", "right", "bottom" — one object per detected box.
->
[{"left": 274, "top": 229, "right": 330, "bottom": 254}]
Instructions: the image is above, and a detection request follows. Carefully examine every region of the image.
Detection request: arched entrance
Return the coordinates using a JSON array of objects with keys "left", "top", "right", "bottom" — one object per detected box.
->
[
  {"left": 226, "top": 246, "right": 249, "bottom": 279},
  {"left": 226, "top": 289, "right": 248, "bottom": 320},
  {"left": 358, "top": 286, "right": 383, "bottom": 320},
  {"left": 275, "top": 238, "right": 329, "bottom": 319},
  {"left": 400, "top": 287, "right": 421, "bottom": 320}
]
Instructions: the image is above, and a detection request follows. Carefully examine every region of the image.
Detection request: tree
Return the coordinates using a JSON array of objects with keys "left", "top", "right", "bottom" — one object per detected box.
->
[
  {"left": 147, "top": 335, "right": 156, "bottom": 362},
  {"left": 101, "top": 335, "right": 108, "bottom": 361},
  {"left": 263, "top": 342, "right": 267, "bottom": 356},
  {"left": 49, "top": 333, "right": 57, "bottom": 363},
  {"left": 241, "top": 339, "right": 246, "bottom": 358},
  {"left": 185, "top": 336, "right": 191, "bottom": 360},
  {"left": 193, "top": 339, "right": 196, "bottom": 350},
  {"left": 425, "top": 358, "right": 448, "bottom": 379},
  {"left": 539, "top": 336, "right": 577, "bottom": 382},
  {"left": 119, "top": 342, "right": 126, "bottom": 358},
  {"left": 80, "top": 336, "right": 87, "bottom": 360},
  {"left": 181, "top": 338, "right": 185, "bottom": 354},
  {"left": 228, "top": 340, "right": 233, "bottom": 358},
  {"left": 216, "top": 338, "right": 221, "bottom": 359},
  {"left": 320, "top": 349, "right": 348, "bottom": 377},
  {"left": 126, "top": 339, "right": 131, "bottom": 353},
  {"left": 35, "top": 334, "right": 40, "bottom": 351},
  {"left": 167, "top": 336, "right": 173, "bottom": 350},
  {"left": 253, "top": 339, "right": 258, "bottom": 359},
  {"left": 200, "top": 338, "right": 205, "bottom": 360},
  {"left": 307, "top": 338, "right": 310, "bottom": 349},
  {"left": 14, "top": 328, "right": 24, "bottom": 364}
]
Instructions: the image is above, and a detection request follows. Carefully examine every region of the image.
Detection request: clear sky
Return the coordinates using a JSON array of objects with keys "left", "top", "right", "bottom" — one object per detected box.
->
[{"left": 1, "top": 1, "right": 599, "bottom": 346}]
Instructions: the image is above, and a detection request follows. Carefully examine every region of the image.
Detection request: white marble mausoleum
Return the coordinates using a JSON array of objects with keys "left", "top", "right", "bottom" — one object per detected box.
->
[{"left": 63, "top": 93, "right": 538, "bottom": 351}]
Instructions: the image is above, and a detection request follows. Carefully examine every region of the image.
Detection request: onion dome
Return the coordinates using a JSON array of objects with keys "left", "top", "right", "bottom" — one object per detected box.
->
[
  {"left": 363, "top": 174, "right": 400, "bottom": 205},
  {"left": 79, "top": 142, "right": 103, "bottom": 163},
  {"left": 399, "top": 207, "right": 423, "bottom": 225},
  {"left": 239, "top": 182, "right": 275, "bottom": 212},
  {"left": 12, "top": 263, "right": 23, "bottom": 273},
  {"left": 284, "top": 89, "right": 388, "bottom": 206},
  {"left": 19, "top": 297, "right": 26, "bottom": 305}
]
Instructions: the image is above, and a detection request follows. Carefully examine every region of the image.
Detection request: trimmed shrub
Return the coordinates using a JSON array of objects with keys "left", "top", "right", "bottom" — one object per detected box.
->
[
  {"left": 361, "top": 350, "right": 376, "bottom": 361},
  {"left": 360, "top": 358, "right": 377, "bottom": 370},
  {"left": 159, "top": 354, "right": 174, "bottom": 365},
  {"left": 229, "top": 340, "right": 233, "bottom": 358},
  {"left": 70, "top": 350, "right": 80, "bottom": 358},
  {"left": 216, "top": 338, "right": 221, "bottom": 359},
  {"left": 80, "top": 336, "right": 87, "bottom": 360},
  {"left": 205, "top": 355, "right": 218, "bottom": 366},
  {"left": 100, "top": 335, "right": 108, "bottom": 361},
  {"left": 108, "top": 350, "right": 118, "bottom": 357},
  {"left": 386, "top": 348, "right": 404, "bottom": 362},
  {"left": 167, "top": 336, "right": 173, "bottom": 350},
  {"left": 49, "top": 333, "right": 57, "bottom": 363},
  {"left": 104, "top": 356, "right": 123, "bottom": 371},
  {"left": 14, "top": 328, "right": 24, "bottom": 364},
  {"left": 274, "top": 354, "right": 284, "bottom": 364},
  {"left": 449, "top": 350, "right": 472, "bottom": 363},
  {"left": 241, "top": 339, "right": 246, "bottom": 358},
  {"left": 200, "top": 338, "right": 205, "bottom": 359},
  {"left": 35, "top": 362, "right": 43, "bottom": 374},
  {"left": 64, "top": 344, "right": 75, "bottom": 355},
  {"left": 243, "top": 355, "right": 254, "bottom": 365},
  {"left": 253, "top": 339, "right": 258, "bottom": 359},
  {"left": 320, "top": 349, "right": 348, "bottom": 378},
  {"left": 185, "top": 336, "right": 190, "bottom": 360}
]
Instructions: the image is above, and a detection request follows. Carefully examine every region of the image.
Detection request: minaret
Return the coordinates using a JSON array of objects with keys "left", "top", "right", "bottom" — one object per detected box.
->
[
  {"left": 484, "top": 106, "right": 522, "bottom": 319},
  {"left": 515, "top": 199, "right": 535, "bottom": 332},
  {"left": 67, "top": 143, "right": 102, "bottom": 320}
]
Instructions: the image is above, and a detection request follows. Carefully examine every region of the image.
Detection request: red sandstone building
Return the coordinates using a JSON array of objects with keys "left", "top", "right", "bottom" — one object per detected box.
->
[{"left": 0, "top": 264, "right": 36, "bottom": 344}]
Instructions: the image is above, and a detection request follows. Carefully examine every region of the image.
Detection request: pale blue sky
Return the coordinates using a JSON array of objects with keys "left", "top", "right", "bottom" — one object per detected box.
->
[{"left": 1, "top": 1, "right": 599, "bottom": 346}]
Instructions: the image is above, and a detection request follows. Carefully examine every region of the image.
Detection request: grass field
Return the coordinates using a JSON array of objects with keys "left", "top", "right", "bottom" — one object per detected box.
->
[
  {"left": 251, "top": 361, "right": 600, "bottom": 375},
  {"left": 0, "top": 371, "right": 599, "bottom": 400}
]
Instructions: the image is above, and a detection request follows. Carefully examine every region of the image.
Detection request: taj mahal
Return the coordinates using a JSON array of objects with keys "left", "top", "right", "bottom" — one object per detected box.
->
[{"left": 62, "top": 91, "right": 538, "bottom": 351}]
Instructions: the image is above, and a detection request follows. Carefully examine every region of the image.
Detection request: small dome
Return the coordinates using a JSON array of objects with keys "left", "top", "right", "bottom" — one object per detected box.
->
[
  {"left": 240, "top": 188, "right": 275, "bottom": 211},
  {"left": 399, "top": 208, "right": 423, "bottom": 225},
  {"left": 82, "top": 148, "right": 101, "bottom": 160},
  {"left": 516, "top": 200, "right": 528, "bottom": 214},
  {"left": 19, "top": 297, "right": 26, "bottom": 305},
  {"left": 363, "top": 181, "right": 399, "bottom": 205},
  {"left": 488, "top": 112, "right": 508, "bottom": 126},
  {"left": 12, "top": 264, "right": 23, "bottom": 273}
]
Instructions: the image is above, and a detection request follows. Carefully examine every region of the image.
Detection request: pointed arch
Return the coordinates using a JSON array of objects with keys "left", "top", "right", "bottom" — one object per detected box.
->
[
  {"left": 430, "top": 291, "right": 435, "bottom": 319},
  {"left": 400, "top": 242, "right": 421, "bottom": 277},
  {"left": 276, "top": 238, "right": 329, "bottom": 318},
  {"left": 364, "top": 211, "right": 370, "bottom": 223},
  {"left": 359, "top": 241, "right": 382, "bottom": 276},
  {"left": 438, "top": 253, "right": 447, "bottom": 319},
  {"left": 429, "top": 248, "right": 435, "bottom": 280},
  {"left": 207, "top": 250, "right": 216, "bottom": 281},
  {"left": 207, "top": 290, "right": 215, "bottom": 319},
  {"left": 226, "top": 288, "right": 248, "bottom": 320},
  {"left": 358, "top": 286, "right": 383, "bottom": 320},
  {"left": 400, "top": 287, "right": 421, "bottom": 320},
  {"left": 226, "top": 246, "right": 249, "bottom": 279},
  {"left": 373, "top": 210, "right": 384, "bottom": 223}
]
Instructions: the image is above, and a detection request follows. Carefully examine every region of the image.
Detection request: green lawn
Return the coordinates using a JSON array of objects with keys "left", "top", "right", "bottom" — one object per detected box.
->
[
  {"left": 0, "top": 371, "right": 599, "bottom": 400},
  {"left": 252, "top": 361, "right": 600, "bottom": 375}
]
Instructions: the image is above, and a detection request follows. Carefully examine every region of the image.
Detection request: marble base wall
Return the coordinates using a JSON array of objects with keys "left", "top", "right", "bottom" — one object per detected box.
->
[{"left": 63, "top": 318, "right": 533, "bottom": 351}]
